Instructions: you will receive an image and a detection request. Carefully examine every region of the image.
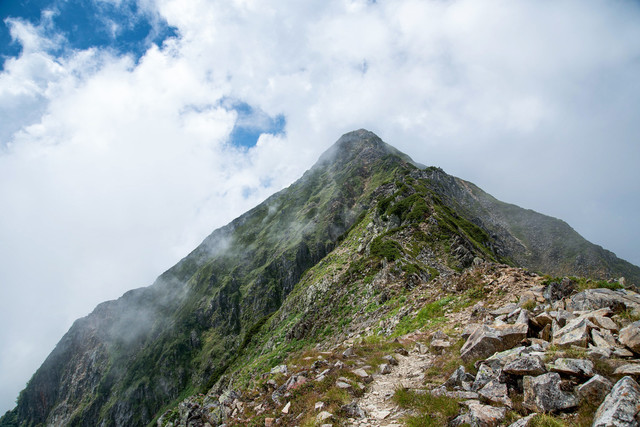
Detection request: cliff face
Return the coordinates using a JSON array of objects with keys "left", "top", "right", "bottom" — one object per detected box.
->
[{"left": 2, "top": 129, "right": 638, "bottom": 427}]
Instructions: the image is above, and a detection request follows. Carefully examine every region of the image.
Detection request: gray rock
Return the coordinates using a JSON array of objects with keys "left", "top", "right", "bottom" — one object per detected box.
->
[
  {"left": 553, "top": 317, "right": 595, "bottom": 347},
  {"left": 592, "top": 328, "right": 617, "bottom": 348},
  {"left": 613, "top": 364, "right": 640, "bottom": 376},
  {"left": 619, "top": 321, "right": 640, "bottom": 353},
  {"left": 523, "top": 372, "right": 579, "bottom": 412},
  {"left": 567, "top": 288, "right": 640, "bottom": 313},
  {"left": 577, "top": 374, "right": 613, "bottom": 406},
  {"left": 507, "top": 413, "right": 537, "bottom": 427},
  {"left": 342, "top": 347, "right": 356, "bottom": 358},
  {"left": 431, "top": 339, "right": 452, "bottom": 353},
  {"left": 593, "top": 316, "right": 619, "bottom": 332},
  {"left": 379, "top": 363, "right": 391, "bottom": 374},
  {"left": 491, "top": 303, "right": 520, "bottom": 317},
  {"left": 451, "top": 400, "right": 506, "bottom": 427},
  {"left": 341, "top": 401, "right": 365, "bottom": 418},
  {"left": 548, "top": 358, "right": 594, "bottom": 378},
  {"left": 544, "top": 278, "right": 575, "bottom": 302},
  {"left": 460, "top": 323, "right": 528, "bottom": 362},
  {"left": 478, "top": 379, "right": 512, "bottom": 407},
  {"left": 270, "top": 364, "right": 288, "bottom": 375},
  {"left": 503, "top": 355, "right": 546, "bottom": 376},
  {"left": 473, "top": 364, "right": 499, "bottom": 392},
  {"left": 593, "top": 376, "right": 640, "bottom": 426},
  {"left": 445, "top": 365, "right": 476, "bottom": 389}
]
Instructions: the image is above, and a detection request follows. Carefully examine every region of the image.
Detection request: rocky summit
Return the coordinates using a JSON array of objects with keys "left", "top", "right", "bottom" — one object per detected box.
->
[{"left": 2, "top": 129, "right": 640, "bottom": 427}]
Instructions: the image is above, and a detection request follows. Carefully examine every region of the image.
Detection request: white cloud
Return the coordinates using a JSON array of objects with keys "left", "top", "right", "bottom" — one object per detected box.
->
[{"left": 2, "top": 0, "right": 640, "bottom": 414}]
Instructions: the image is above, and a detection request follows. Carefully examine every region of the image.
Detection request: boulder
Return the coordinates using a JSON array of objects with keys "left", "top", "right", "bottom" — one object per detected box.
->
[
  {"left": 567, "top": 288, "right": 640, "bottom": 313},
  {"left": 592, "top": 328, "right": 617, "bottom": 348},
  {"left": 340, "top": 402, "right": 365, "bottom": 418},
  {"left": 548, "top": 358, "right": 594, "bottom": 378},
  {"left": 460, "top": 323, "right": 528, "bottom": 362},
  {"left": 503, "top": 355, "right": 546, "bottom": 376},
  {"left": 578, "top": 374, "right": 613, "bottom": 406},
  {"left": 445, "top": 365, "right": 476, "bottom": 389},
  {"left": 618, "top": 321, "right": 640, "bottom": 353},
  {"left": 451, "top": 400, "right": 506, "bottom": 427},
  {"left": 523, "top": 373, "right": 579, "bottom": 412},
  {"left": 593, "top": 316, "right": 619, "bottom": 332},
  {"left": 592, "top": 376, "right": 640, "bottom": 426},
  {"left": 478, "top": 379, "right": 512, "bottom": 407},
  {"left": 543, "top": 278, "right": 575, "bottom": 302},
  {"left": 553, "top": 317, "right": 595, "bottom": 347},
  {"left": 613, "top": 364, "right": 640, "bottom": 376},
  {"left": 379, "top": 363, "right": 392, "bottom": 374},
  {"left": 471, "top": 364, "right": 496, "bottom": 390}
]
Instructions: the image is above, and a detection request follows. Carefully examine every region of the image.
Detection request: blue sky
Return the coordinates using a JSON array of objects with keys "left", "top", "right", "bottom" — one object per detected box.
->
[{"left": 1, "top": 0, "right": 640, "bottom": 417}]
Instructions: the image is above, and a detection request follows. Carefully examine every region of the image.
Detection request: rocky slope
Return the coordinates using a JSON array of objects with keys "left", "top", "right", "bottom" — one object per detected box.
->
[{"left": 2, "top": 129, "right": 638, "bottom": 427}]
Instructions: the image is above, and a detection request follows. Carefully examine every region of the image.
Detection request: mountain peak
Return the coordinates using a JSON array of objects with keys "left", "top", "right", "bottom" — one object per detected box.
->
[{"left": 316, "top": 129, "right": 418, "bottom": 170}]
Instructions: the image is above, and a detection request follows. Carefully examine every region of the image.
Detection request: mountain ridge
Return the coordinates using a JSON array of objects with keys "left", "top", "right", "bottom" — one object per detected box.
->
[{"left": 2, "top": 129, "right": 638, "bottom": 426}]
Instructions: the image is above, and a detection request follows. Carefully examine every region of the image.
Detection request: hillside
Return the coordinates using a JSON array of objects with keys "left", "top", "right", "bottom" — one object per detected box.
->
[{"left": 2, "top": 129, "right": 639, "bottom": 427}]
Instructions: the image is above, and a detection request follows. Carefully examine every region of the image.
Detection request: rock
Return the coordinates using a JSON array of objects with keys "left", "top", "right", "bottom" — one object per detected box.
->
[
  {"left": 482, "top": 346, "right": 528, "bottom": 371},
  {"left": 270, "top": 364, "right": 288, "bottom": 375},
  {"left": 523, "top": 372, "right": 579, "bottom": 412},
  {"left": 460, "top": 323, "right": 528, "bottom": 362},
  {"left": 507, "top": 413, "right": 537, "bottom": 427},
  {"left": 371, "top": 409, "right": 391, "bottom": 419},
  {"left": 544, "top": 278, "right": 575, "bottom": 302},
  {"left": 314, "top": 401, "right": 325, "bottom": 411},
  {"left": 503, "top": 355, "right": 546, "bottom": 376},
  {"left": 478, "top": 379, "right": 512, "bottom": 407},
  {"left": 264, "top": 417, "right": 275, "bottom": 427},
  {"left": 341, "top": 401, "right": 365, "bottom": 418},
  {"left": 593, "top": 316, "right": 619, "bottom": 332},
  {"left": 451, "top": 400, "right": 506, "bottom": 427},
  {"left": 446, "top": 365, "right": 476, "bottom": 389},
  {"left": 316, "top": 411, "right": 333, "bottom": 422},
  {"left": 612, "top": 347, "right": 635, "bottom": 358},
  {"left": 548, "top": 358, "right": 594, "bottom": 378},
  {"left": 382, "top": 354, "right": 398, "bottom": 366},
  {"left": 578, "top": 374, "right": 613, "bottom": 406},
  {"left": 342, "top": 347, "right": 356, "bottom": 358},
  {"left": 567, "top": 288, "right": 640, "bottom": 313},
  {"left": 431, "top": 339, "right": 451, "bottom": 353},
  {"left": 473, "top": 364, "right": 499, "bottom": 392},
  {"left": 491, "top": 303, "right": 519, "bottom": 316},
  {"left": 533, "top": 312, "right": 554, "bottom": 327},
  {"left": 553, "top": 317, "right": 595, "bottom": 347},
  {"left": 592, "top": 328, "right": 617, "bottom": 348},
  {"left": 285, "top": 374, "right": 308, "bottom": 390},
  {"left": 619, "top": 321, "right": 640, "bottom": 353},
  {"left": 463, "top": 323, "right": 482, "bottom": 339},
  {"left": 588, "top": 347, "right": 612, "bottom": 359},
  {"left": 281, "top": 401, "right": 291, "bottom": 414},
  {"left": 336, "top": 381, "right": 351, "bottom": 389},
  {"left": 394, "top": 347, "right": 409, "bottom": 356},
  {"left": 352, "top": 368, "right": 370, "bottom": 380},
  {"left": 613, "top": 364, "right": 640, "bottom": 376},
  {"left": 549, "top": 309, "right": 576, "bottom": 327},
  {"left": 379, "top": 363, "right": 392, "bottom": 374},
  {"left": 593, "top": 376, "right": 640, "bottom": 426}
]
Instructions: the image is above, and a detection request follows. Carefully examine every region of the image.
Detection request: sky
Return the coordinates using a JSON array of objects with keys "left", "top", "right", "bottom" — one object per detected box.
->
[{"left": 1, "top": 0, "right": 639, "bottom": 415}]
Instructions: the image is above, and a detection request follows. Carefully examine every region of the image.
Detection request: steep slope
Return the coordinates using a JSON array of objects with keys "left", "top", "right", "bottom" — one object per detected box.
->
[{"left": 2, "top": 129, "right": 638, "bottom": 427}]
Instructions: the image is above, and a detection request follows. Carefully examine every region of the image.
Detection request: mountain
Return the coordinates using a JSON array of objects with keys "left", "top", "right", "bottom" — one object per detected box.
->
[{"left": 2, "top": 129, "right": 639, "bottom": 427}]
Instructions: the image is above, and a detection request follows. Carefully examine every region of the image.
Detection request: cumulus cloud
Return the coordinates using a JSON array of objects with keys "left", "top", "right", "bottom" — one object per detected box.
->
[{"left": 2, "top": 0, "right": 640, "bottom": 414}]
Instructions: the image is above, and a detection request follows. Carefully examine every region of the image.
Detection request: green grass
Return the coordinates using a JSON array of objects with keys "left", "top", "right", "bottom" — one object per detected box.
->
[
  {"left": 393, "top": 296, "right": 454, "bottom": 336},
  {"left": 393, "top": 387, "right": 460, "bottom": 426}
]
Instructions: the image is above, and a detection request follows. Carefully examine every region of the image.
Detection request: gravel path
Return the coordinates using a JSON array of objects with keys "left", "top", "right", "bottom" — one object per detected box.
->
[{"left": 349, "top": 347, "right": 433, "bottom": 426}]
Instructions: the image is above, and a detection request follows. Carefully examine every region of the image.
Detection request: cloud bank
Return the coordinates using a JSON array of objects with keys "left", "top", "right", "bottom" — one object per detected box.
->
[{"left": 1, "top": 0, "right": 640, "bottom": 414}]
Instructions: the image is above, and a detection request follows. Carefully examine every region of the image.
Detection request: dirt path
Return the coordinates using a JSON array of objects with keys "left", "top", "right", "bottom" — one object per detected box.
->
[{"left": 349, "top": 348, "right": 433, "bottom": 426}]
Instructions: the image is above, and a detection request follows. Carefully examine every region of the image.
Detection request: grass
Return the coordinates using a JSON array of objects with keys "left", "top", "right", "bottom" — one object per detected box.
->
[
  {"left": 393, "top": 296, "right": 455, "bottom": 337},
  {"left": 393, "top": 387, "right": 460, "bottom": 426}
]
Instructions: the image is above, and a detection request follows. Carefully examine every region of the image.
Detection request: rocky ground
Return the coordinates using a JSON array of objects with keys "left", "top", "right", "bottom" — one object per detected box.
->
[{"left": 160, "top": 264, "right": 640, "bottom": 427}]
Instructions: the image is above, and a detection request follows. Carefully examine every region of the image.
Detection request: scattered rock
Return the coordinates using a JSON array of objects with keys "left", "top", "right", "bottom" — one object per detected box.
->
[
  {"left": 507, "top": 413, "right": 537, "bottom": 427},
  {"left": 619, "top": 321, "right": 640, "bottom": 353},
  {"left": 523, "top": 372, "right": 579, "bottom": 412},
  {"left": 382, "top": 354, "right": 398, "bottom": 366},
  {"left": 379, "top": 363, "right": 392, "bottom": 374},
  {"left": 281, "top": 401, "right": 290, "bottom": 414},
  {"left": 544, "top": 278, "right": 575, "bottom": 302},
  {"left": 460, "top": 323, "right": 528, "bottom": 362},
  {"left": 341, "top": 401, "right": 366, "bottom": 418},
  {"left": 314, "top": 401, "right": 325, "bottom": 411},
  {"left": 478, "top": 379, "right": 512, "bottom": 407},
  {"left": 567, "top": 288, "right": 640, "bottom": 313},
  {"left": 270, "top": 365, "right": 288, "bottom": 375},
  {"left": 548, "top": 358, "right": 594, "bottom": 378},
  {"left": 553, "top": 317, "right": 595, "bottom": 347},
  {"left": 336, "top": 381, "right": 351, "bottom": 389},
  {"left": 578, "top": 375, "right": 613, "bottom": 406},
  {"left": 342, "top": 348, "right": 356, "bottom": 358},
  {"left": 592, "top": 376, "right": 640, "bottom": 427},
  {"left": 613, "top": 364, "right": 640, "bottom": 376},
  {"left": 316, "top": 411, "right": 333, "bottom": 422},
  {"left": 451, "top": 400, "right": 506, "bottom": 427},
  {"left": 264, "top": 417, "right": 275, "bottom": 427},
  {"left": 503, "top": 355, "right": 546, "bottom": 376}
]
